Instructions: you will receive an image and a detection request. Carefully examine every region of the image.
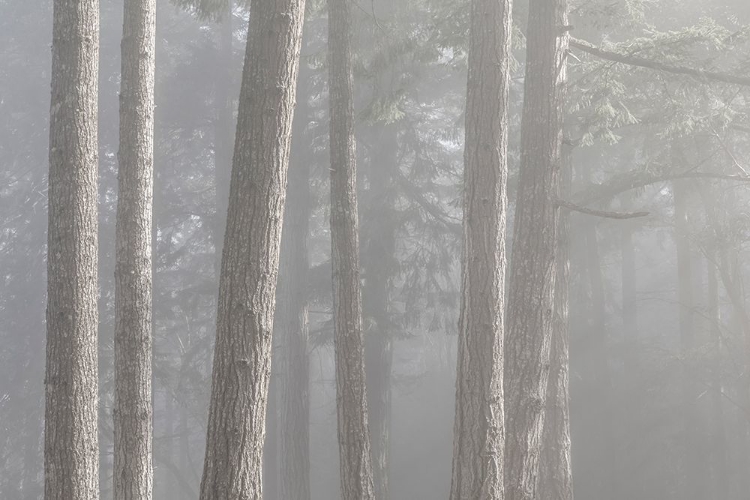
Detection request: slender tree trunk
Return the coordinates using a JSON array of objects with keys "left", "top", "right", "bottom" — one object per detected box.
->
[
  {"left": 449, "top": 0, "right": 511, "bottom": 497},
  {"left": 44, "top": 0, "right": 100, "bottom": 498},
  {"left": 198, "top": 0, "right": 306, "bottom": 497},
  {"left": 363, "top": 124, "right": 398, "bottom": 500},
  {"left": 504, "top": 0, "right": 568, "bottom": 498},
  {"left": 278, "top": 65, "right": 312, "bottom": 500},
  {"left": 673, "top": 178, "right": 706, "bottom": 500},
  {"left": 327, "top": 0, "right": 376, "bottom": 497},
  {"left": 114, "top": 1, "right": 156, "bottom": 498},
  {"left": 540, "top": 144, "right": 573, "bottom": 500}
]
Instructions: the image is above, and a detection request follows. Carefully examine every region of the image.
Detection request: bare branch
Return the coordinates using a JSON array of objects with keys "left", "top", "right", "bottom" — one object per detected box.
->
[{"left": 557, "top": 199, "right": 650, "bottom": 219}]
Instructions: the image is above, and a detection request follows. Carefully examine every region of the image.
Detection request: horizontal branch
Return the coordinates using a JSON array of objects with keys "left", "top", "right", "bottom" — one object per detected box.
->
[
  {"left": 570, "top": 38, "right": 750, "bottom": 87},
  {"left": 558, "top": 199, "right": 650, "bottom": 219}
]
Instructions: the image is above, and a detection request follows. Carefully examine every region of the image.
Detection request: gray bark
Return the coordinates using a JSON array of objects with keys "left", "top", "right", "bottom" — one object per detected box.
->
[
  {"left": 278, "top": 66, "right": 312, "bottom": 500},
  {"left": 540, "top": 145, "right": 573, "bottom": 500},
  {"left": 113, "top": 0, "right": 156, "bottom": 498},
  {"left": 448, "top": 0, "right": 512, "bottom": 497},
  {"left": 504, "top": 0, "right": 568, "bottom": 498},
  {"left": 363, "top": 124, "right": 398, "bottom": 500},
  {"left": 327, "top": 0, "right": 377, "bottom": 497},
  {"left": 198, "top": 0, "right": 306, "bottom": 496},
  {"left": 44, "top": 0, "right": 100, "bottom": 498}
]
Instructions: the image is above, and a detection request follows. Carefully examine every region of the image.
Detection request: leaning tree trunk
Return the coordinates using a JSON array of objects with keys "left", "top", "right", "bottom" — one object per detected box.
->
[
  {"left": 278, "top": 63, "right": 313, "bottom": 500},
  {"left": 504, "top": 0, "right": 568, "bottom": 499},
  {"left": 44, "top": 0, "right": 100, "bottom": 498},
  {"left": 197, "top": 0, "right": 306, "bottom": 497},
  {"left": 113, "top": 0, "right": 156, "bottom": 499},
  {"left": 328, "top": 0, "right": 376, "bottom": 497},
  {"left": 448, "top": 0, "right": 512, "bottom": 497},
  {"left": 540, "top": 144, "right": 573, "bottom": 500}
]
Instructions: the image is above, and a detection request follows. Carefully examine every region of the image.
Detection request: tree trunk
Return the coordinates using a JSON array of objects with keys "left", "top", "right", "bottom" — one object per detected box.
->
[
  {"left": 363, "top": 124, "right": 398, "bottom": 500},
  {"left": 327, "top": 0, "right": 376, "bottom": 497},
  {"left": 540, "top": 144, "right": 573, "bottom": 500},
  {"left": 114, "top": 0, "right": 156, "bottom": 498},
  {"left": 44, "top": 0, "right": 100, "bottom": 498},
  {"left": 198, "top": 0, "right": 306, "bottom": 497},
  {"left": 448, "top": 0, "right": 511, "bottom": 497},
  {"left": 278, "top": 64, "right": 312, "bottom": 500},
  {"left": 504, "top": 0, "right": 568, "bottom": 498},
  {"left": 673, "top": 178, "right": 707, "bottom": 500}
]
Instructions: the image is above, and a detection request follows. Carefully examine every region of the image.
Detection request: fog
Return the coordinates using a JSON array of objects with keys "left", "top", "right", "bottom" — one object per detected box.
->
[{"left": 3, "top": 0, "right": 750, "bottom": 499}]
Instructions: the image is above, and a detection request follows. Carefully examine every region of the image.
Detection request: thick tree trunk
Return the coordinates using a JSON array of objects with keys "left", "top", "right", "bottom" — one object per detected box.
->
[
  {"left": 540, "top": 144, "right": 573, "bottom": 500},
  {"left": 44, "top": 0, "right": 100, "bottom": 498},
  {"left": 327, "top": 0, "right": 376, "bottom": 497},
  {"left": 504, "top": 1, "right": 568, "bottom": 498},
  {"left": 198, "top": 0, "right": 306, "bottom": 497},
  {"left": 363, "top": 124, "right": 398, "bottom": 500},
  {"left": 114, "top": 1, "right": 156, "bottom": 498},
  {"left": 448, "top": 0, "right": 511, "bottom": 497},
  {"left": 278, "top": 66, "right": 312, "bottom": 500}
]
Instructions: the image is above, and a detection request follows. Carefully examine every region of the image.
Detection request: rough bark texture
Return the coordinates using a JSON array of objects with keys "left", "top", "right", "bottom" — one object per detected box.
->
[
  {"left": 44, "top": 0, "right": 100, "bottom": 498},
  {"left": 363, "top": 124, "right": 398, "bottom": 500},
  {"left": 448, "top": 0, "right": 512, "bottom": 497},
  {"left": 328, "top": 0, "right": 377, "bottom": 497},
  {"left": 540, "top": 145, "right": 573, "bottom": 500},
  {"left": 198, "top": 0, "right": 306, "bottom": 497},
  {"left": 114, "top": 1, "right": 156, "bottom": 499},
  {"left": 504, "top": 0, "right": 568, "bottom": 498},
  {"left": 278, "top": 69, "right": 312, "bottom": 500}
]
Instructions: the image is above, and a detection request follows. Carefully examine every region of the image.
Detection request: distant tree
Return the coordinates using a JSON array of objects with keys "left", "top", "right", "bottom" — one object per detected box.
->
[
  {"left": 448, "top": 0, "right": 512, "bottom": 497},
  {"left": 44, "top": 0, "right": 100, "bottom": 498},
  {"left": 197, "top": 0, "right": 307, "bottom": 497},
  {"left": 113, "top": 0, "right": 156, "bottom": 498},
  {"left": 504, "top": 0, "right": 569, "bottom": 499},
  {"left": 327, "top": 0, "right": 377, "bottom": 497}
]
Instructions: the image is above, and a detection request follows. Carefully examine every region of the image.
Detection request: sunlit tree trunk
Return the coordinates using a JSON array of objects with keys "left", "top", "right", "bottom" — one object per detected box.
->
[
  {"left": 540, "top": 144, "right": 573, "bottom": 500},
  {"left": 113, "top": 1, "right": 156, "bottom": 498},
  {"left": 449, "top": 0, "right": 512, "bottom": 497},
  {"left": 198, "top": 0, "right": 306, "bottom": 496},
  {"left": 44, "top": 0, "right": 100, "bottom": 498},
  {"left": 328, "top": 0, "right": 376, "bottom": 496},
  {"left": 504, "top": 0, "right": 568, "bottom": 498}
]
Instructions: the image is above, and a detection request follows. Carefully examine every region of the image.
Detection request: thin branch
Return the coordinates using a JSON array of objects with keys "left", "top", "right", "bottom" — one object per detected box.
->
[
  {"left": 570, "top": 37, "right": 750, "bottom": 87},
  {"left": 558, "top": 199, "right": 650, "bottom": 219}
]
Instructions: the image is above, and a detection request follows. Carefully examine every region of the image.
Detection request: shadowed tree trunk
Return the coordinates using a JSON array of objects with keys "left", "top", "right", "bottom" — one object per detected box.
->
[
  {"left": 278, "top": 62, "right": 312, "bottom": 500},
  {"left": 328, "top": 0, "right": 376, "bottom": 497},
  {"left": 44, "top": 0, "right": 100, "bottom": 498},
  {"left": 448, "top": 0, "right": 512, "bottom": 497},
  {"left": 198, "top": 0, "right": 306, "bottom": 496},
  {"left": 113, "top": 0, "right": 156, "bottom": 498},
  {"left": 540, "top": 144, "right": 573, "bottom": 500},
  {"left": 504, "top": 0, "right": 568, "bottom": 498}
]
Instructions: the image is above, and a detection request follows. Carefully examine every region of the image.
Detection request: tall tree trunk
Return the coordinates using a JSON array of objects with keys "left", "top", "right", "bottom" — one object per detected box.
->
[
  {"left": 114, "top": 0, "right": 156, "bottom": 498},
  {"left": 198, "top": 0, "right": 306, "bottom": 497},
  {"left": 449, "top": 0, "right": 511, "bottom": 497},
  {"left": 327, "top": 0, "right": 376, "bottom": 497},
  {"left": 363, "top": 124, "right": 398, "bottom": 500},
  {"left": 504, "top": 0, "right": 568, "bottom": 498},
  {"left": 44, "top": 0, "right": 100, "bottom": 498},
  {"left": 673, "top": 178, "right": 706, "bottom": 500},
  {"left": 540, "top": 144, "right": 573, "bottom": 500},
  {"left": 264, "top": 371, "right": 280, "bottom": 500},
  {"left": 278, "top": 65, "right": 312, "bottom": 500}
]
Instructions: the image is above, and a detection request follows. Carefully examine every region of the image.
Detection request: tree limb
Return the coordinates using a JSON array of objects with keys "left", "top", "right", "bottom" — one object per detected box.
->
[
  {"left": 570, "top": 37, "right": 750, "bottom": 88},
  {"left": 558, "top": 199, "right": 650, "bottom": 219}
]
